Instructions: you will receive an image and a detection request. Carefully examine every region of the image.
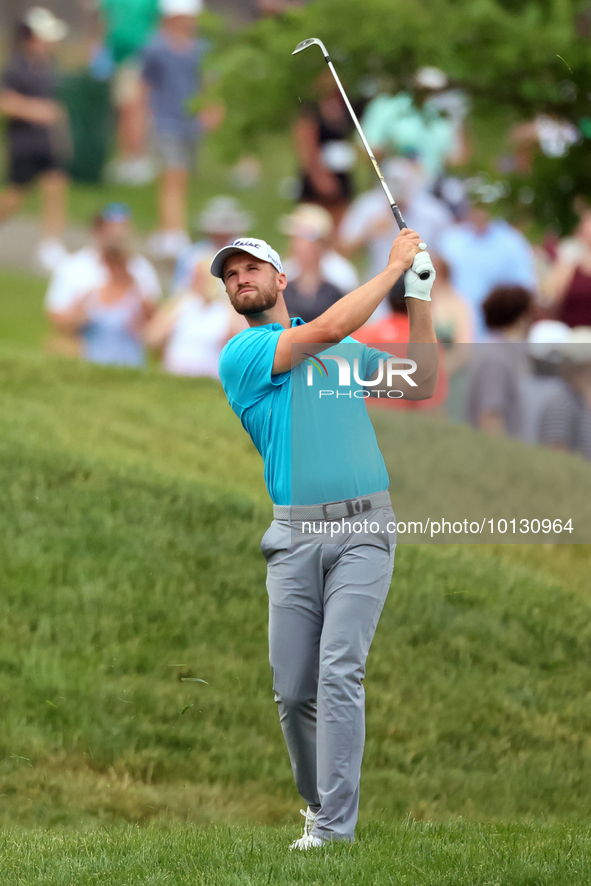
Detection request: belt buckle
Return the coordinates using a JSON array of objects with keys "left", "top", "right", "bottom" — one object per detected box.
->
[
  {"left": 322, "top": 498, "right": 372, "bottom": 520},
  {"left": 346, "top": 498, "right": 372, "bottom": 517}
]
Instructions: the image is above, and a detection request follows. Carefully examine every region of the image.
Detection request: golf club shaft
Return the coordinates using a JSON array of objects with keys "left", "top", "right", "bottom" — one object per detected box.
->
[
  {"left": 323, "top": 58, "right": 407, "bottom": 230},
  {"left": 293, "top": 38, "right": 430, "bottom": 278}
]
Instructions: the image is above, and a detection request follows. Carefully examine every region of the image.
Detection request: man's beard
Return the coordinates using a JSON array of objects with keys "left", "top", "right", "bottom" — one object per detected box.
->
[{"left": 229, "top": 283, "right": 279, "bottom": 316}]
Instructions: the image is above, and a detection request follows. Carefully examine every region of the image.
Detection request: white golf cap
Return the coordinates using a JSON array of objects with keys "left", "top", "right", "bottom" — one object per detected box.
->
[
  {"left": 159, "top": 0, "right": 204, "bottom": 15},
  {"left": 24, "top": 7, "right": 69, "bottom": 42},
  {"left": 413, "top": 66, "right": 448, "bottom": 91},
  {"left": 528, "top": 322, "right": 591, "bottom": 364},
  {"left": 527, "top": 320, "right": 571, "bottom": 362},
  {"left": 210, "top": 238, "right": 283, "bottom": 279},
  {"left": 560, "top": 326, "right": 591, "bottom": 364}
]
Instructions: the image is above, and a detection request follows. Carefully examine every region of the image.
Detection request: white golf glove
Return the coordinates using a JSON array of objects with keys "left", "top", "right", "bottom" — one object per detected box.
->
[{"left": 404, "top": 250, "right": 436, "bottom": 301}]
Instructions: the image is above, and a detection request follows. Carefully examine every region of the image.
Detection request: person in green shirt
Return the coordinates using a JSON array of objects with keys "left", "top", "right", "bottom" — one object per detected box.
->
[{"left": 99, "top": 0, "right": 160, "bottom": 184}]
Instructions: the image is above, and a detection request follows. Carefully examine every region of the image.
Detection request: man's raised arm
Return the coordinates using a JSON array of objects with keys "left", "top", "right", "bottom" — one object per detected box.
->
[
  {"left": 405, "top": 254, "right": 439, "bottom": 399},
  {"left": 366, "top": 251, "right": 438, "bottom": 401},
  {"left": 272, "top": 228, "right": 422, "bottom": 374}
]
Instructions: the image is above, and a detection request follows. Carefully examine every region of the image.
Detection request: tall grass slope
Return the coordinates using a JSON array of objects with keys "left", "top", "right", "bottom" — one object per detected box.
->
[{"left": 0, "top": 347, "right": 591, "bottom": 828}]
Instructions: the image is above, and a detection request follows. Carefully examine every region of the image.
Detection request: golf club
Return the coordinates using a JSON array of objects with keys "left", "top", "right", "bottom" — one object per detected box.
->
[{"left": 293, "top": 38, "right": 430, "bottom": 279}]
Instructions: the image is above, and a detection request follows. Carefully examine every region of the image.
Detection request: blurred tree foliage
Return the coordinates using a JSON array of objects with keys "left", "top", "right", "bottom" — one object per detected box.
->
[{"left": 201, "top": 0, "right": 591, "bottom": 233}]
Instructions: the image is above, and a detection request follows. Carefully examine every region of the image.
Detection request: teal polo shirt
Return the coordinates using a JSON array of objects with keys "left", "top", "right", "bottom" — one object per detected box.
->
[{"left": 218, "top": 318, "right": 390, "bottom": 506}]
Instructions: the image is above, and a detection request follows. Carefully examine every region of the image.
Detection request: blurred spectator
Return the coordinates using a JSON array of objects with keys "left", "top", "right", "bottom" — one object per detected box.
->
[
  {"left": 354, "top": 277, "right": 410, "bottom": 344},
  {"left": 279, "top": 205, "right": 346, "bottom": 322},
  {"left": 281, "top": 203, "right": 359, "bottom": 296},
  {"left": 45, "top": 202, "right": 161, "bottom": 351},
  {"left": 339, "top": 158, "right": 453, "bottom": 282},
  {"left": 438, "top": 204, "right": 537, "bottom": 341},
  {"left": 544, "top": 208, "right": 591, "bottom": 327},
  {"left": 432, "top": 174, "right": 470, "bottom": 222},
  {"left": 431, "top": 255, "right": 473, "bottom": 349},
  {"left": 510, "top": 115, "right": 580, "bottom": 173},
  {"left": 0, "top": 8, "right": 70, "bottom": 272},
  {"left": 354, "top": 279, "right": 448, "bottom": 411},
  {"left": 521, "top": 319, "right": 571, "bottom": 445},
  {"left": 58, "top": 233, "right": 153, "bottom": 367},
  {"left": 147, "top": 255, "right": 243, "bottom": 376},
  {"left": 293, "top": 70, "right": 356, "bottom": 231},
  {"left": 172, "top": 196, "right": 253, "bottom": 293},
  {"left": 539, "top": 327, "right": 591, "bottom": 458},
  {"left": 481, "top": 285, "right": 533, "bottom": 344},
  {"left": 466, "top": 285, "right": 534, "bottom": 437},
  {"left": 429, "top": 255, "right": 474, "bottom": 422},
  {"left": 361, "top": 67, "right": 469, "bottom": 186},
  {"left": 527, "top": 319, "right": 571, "bottom": 367},
  {"left": 99, "top": 0, "right": 161, "bottom": 185},
  {"left": 143, "top": 0, "right": 222, "bottom": 258}
]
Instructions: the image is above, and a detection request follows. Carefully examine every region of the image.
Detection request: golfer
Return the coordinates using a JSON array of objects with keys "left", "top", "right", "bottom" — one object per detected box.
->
[{"left": 211, "top": 228, "right": 437, "bottom": 849}]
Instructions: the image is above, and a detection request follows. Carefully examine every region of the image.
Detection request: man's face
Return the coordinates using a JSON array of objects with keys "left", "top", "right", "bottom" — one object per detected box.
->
[{"left": 222, "top": 254, "right": 281, "bottom": 315}]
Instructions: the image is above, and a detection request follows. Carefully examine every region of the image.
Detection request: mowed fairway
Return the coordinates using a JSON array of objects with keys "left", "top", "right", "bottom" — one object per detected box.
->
[{"left": 1, "top": 345, "right": 591, "bottom": 881}]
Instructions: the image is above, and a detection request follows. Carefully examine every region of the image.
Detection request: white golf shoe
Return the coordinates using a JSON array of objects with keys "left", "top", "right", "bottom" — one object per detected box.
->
[
  {"left": 289, "top": 833, "right": 324, "bottom": 851},
  {"left": 289, "top": 807, "right": 323, "bottom": 850}
]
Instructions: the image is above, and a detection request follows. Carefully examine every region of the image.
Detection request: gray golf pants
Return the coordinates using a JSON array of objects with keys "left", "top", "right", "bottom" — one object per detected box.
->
[{"left": 260, "top": 506, "right": 396, "bottom": 842}]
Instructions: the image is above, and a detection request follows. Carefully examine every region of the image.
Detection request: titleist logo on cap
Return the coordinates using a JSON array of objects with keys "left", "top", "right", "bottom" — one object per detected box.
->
[{"left": 233, "top": 240, "right": 260, "bottom": 248}]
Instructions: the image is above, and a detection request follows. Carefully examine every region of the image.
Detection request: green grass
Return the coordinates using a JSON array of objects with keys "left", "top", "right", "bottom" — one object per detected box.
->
[
  {"left": 0, "top": 345, "right": 265, "bottom": 502},
  {"left": 3, "top": 821, "right": 591, "bottom": 885},
  {"left": 2, "top": 54, "right": 588, "bottom": 882},
  {"left": 0, "top": 270, "right": 47, "bottom": 349},
  {"left": 1, "top": 346, "right": 591, "bottom": 835},
  {"left": 372, "top": 407, "right": 591, "bottom": 543}
]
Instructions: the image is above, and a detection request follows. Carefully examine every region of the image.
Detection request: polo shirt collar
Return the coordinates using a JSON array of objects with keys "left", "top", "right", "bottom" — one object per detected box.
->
[{"left": 249, "top": 317, "right": 305, "bottom": 331}]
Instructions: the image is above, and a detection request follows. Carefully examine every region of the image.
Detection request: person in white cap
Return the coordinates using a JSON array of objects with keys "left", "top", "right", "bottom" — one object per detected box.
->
[
  {"left": 210, "top": 230, "right": 438, "bottom": 849},
  {"left": 0, "top": 8, "right": 70, "bottom": 272},
  {"left": 539, "top": 327, "right": 591, "bottom": 458},
  {"left": 361, "top": 68, "right": 468, "bottom": 186},
  {"left": 281, "top": 203, "right": 359, "bottom": 298},
  {"left": 279, "top": 203, "right": 355, "bottom": 322},
  {"left": 142, "top": 0, "right": 224, "bottom": 258},
  {"left": 146, "top": 253, "right": 243, "bottom": 376},
  {"left": 171, "top": 195, "right": 254, "bottom": 293}
]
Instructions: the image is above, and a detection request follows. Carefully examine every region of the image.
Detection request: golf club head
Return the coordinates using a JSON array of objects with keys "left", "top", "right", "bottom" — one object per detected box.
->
[{"left": 292, "top": 37, "right": 330, "bottom": 59}]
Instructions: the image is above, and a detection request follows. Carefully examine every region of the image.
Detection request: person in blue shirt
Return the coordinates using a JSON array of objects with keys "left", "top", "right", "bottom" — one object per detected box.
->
[
  {"left": 210, "top": 231, "right": 437, "bottom": 849},
  {"left": 438, "top": 204, "right": 537, "bottom": 341},
  {"left": 142, "top": 0, "right": 222, "bottom": 257}
]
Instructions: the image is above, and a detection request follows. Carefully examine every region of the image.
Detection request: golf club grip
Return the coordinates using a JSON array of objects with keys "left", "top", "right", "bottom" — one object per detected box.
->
[
  {"left": 389, "top": 204, "right": 429, "bottom": 280},
  {"left": 395, "top": 209, "right": 431, "bottom": 281},
  {"left": 390, "top": 203, "right": 406, "bottom": 230}
]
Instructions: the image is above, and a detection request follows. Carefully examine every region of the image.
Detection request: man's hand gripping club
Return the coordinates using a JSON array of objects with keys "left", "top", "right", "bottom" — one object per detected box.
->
[{"left": 404, "top": 249, "right": 436, "bottom": 302}]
